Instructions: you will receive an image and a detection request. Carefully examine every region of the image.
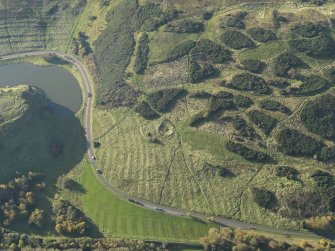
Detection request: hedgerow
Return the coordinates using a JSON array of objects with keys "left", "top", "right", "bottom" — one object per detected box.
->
[
  {"left": 229, "top": 73, "right": 270, "bottom": 94},
  {"left": 289, "top": 75, "right": 329, "bottom": 95},
  {"left": 190, "top": 39, "right": 232, "bottom": 63},
  {"left": 163, "top": 40, "right": 196, "bottom": 62},
  {"left": 164, "top": 19, "right": 204, "bottom": 33},
  {"left": 276, "top": 128, "right": 323, "bottom": 156},
  {"left": 289, "top": 34, "right": 335, "bottom": 58},
  {"left": 147, "top": 88, "right": 185, "bottom": 112},
  {"left": 247, "top": 27, "right": 277, "bottom": 42},
  {"left": 291, "top": 22, "right": 327, "bottom": 38},
  {"left": 300, "top": 94, "right": 335, "bottom": 138},
  {"left": 189, "top": 60, "right": 218, "bottom": 83},
  {"left": 240, "top": 59, "right": 265, "bottom": 73},
  {"left": 134, "top": 101, "right": 159, "bottom": 119},
  {"left": 134, "top": 33, "right": 149, "bottom": 74},
  {"left": 273, "top": 53, "right": 305, "bottom": 77},
  {"left": 259, "top": 100, "right": 291, "bottom": 114},
  {"left": 225, "top": 141, "right": 268, "bottom": 162},
  {"left": 221, "top": 30, "right": 255, "bottom": 49},
  {"left": 247, "top": 110, "right": 278, "bottom": 135}
]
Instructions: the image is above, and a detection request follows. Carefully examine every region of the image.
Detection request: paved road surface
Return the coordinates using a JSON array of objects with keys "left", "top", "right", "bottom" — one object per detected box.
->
[{"left": 0, "top": 50, "right": 321, "bottom": 240}]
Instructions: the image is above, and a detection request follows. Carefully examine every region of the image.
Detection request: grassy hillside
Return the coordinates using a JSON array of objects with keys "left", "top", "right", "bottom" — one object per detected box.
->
[{"left": 79, "top": 0, "right": 335, "bottom": 231}]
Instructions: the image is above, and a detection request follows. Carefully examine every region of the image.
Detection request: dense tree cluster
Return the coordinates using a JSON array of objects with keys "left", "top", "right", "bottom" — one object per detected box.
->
[
  {"left": 275, "top": 166, "right": 299, "bottom": 180},
  {"left": 291, "top": 22, "right": 327, "bottom": 38},
  {"left": 44, "top": 55, "right": 69, "bottom": 65},
  {"left": 259, "top": 99, "right": 291, "bottom": 114},
  {"left": 276, "top": 128, "right": 323, "bottom": 156},
  {"left": 273, "top": 53, "right": 305, "bottom": 77},
  {"left": 163, "top": 40, "right": 196, "bottom": 63},
  {"left": 251, "top": 187, "right": 277, "bottom": 210},
  {"left": 225, "top": 141, "right": 268, "bottom": 162},
  {"left": 247, "top": 110, "right": 278, "bottom": 135},
  {"left": 53, "top": 200, "right": 87, "bottom": 236},
  {"left": 318, "top": 146, "right": 335, "bottom": 162},
  {"left": 300, "top": 94, "right": 335, "bottom": 138},
  {"left": 28, "top": 209, "right": 44, "bottom": 228},
  {"left": 73, "top": 32, "right": 92, "bottom": 57},
  {"left": 229, "top": 116, "right": 258, "bottom": 139},
  {"left": 290, "top": 34, "right": 335, "bottom": 58},
  {"left": 134, "top": 33, "right": 149, "bottom": 74},
  {"left": 147, "top": 88, "right": 185, "bottom": 113},
  {"left": 0, "top": 172, "right": 43, "bottom": 227},
  {"left": 223, "top": 11, "right": 248, "bottom": 29},
  {"left": 229, "top": 73, "right": 270, "bottom": 94},
  {"left": 311, "top": 170, "right": 333, "bottom": 188},
  {"left": 134, "top": 101, "right": 159, "bottom": 120},
  {"left": 209, "top": 91, "right": 234, "bottom": 114},
  {"left": 247, "top": 27, "right": 277, "bottom": 42},
  {"left": 221, "top": 30, "right": 255, "bottom": 49},
  {"left": 240, "top": 59, "right": 265, "bottom": 73},
  {"left": 289, "top": 75, "right": 329, "bottom": 95},
  {"left": 233, "top": 95, "right": 253, "bottom": 108},
  {"left": 189, "top": 60, "right": 218, "bottom": 83},
  {"left": 190, "top": 39, "right": 232, "bottom": 64},
  {"left": 164, "top": 19, "right": 204, "bottom": 33}
]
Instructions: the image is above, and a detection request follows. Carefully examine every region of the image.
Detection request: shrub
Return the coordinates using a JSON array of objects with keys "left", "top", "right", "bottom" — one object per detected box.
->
[
  {"left": 251, "top": 187, "right": 277, "bottom": 209},
  {"left": 247, "top": 27, "right": 277, "bottom": 42},
  {"left": 209, "top": 91, "right": 235, "bottom": 114},
  {"left": 134, "top": 33, "right": 149, "bottom": 74},
  {"left": 134, "top": 101, "right": 159, "bottom": 119},
  {"left": 229, "top": 73, "right": 270, "bottom": 94},
  {"left": 276, "top": 128, "right": 323, "bottom": 156},
  {"left": 300, "top": 0, "right": 327, "bottom": 6},
  {"left": 164, "top": 19, "right": 204, "bottom": 33},
  {"left": 289, "top": 75, "right": 329, "bottom": 95},
  {"left": 44, "top": 55, "right": 69, "bottom": 65},
  {"left": 276, "top": 166, "right": 299, "bottom": 180},
  {"left": 247, "top": 110, "right": 278, "bottom": 135},
  {"left": 291, "top": 22, "right": 327, "bottom": 38},
  {"left": 259, "top": 99, "right": 291, "bottom": 114},
  {"left": 147, "top": 88, "right": 185, "bottom": 112},
  {"left": 273, "top": 53, "right": 306, "bottom": 77},
  {"left": 229, "top": 116, "right": 257, "bottom": 139},
  {"left": 189, "top": 60, "right": 218, "bottom": 83},
  {"left": 240, "top": 59, "right": 265, "bottom": 73},
  {"left": 202, "top": 11, "right": 213, "bottom": 20},
  {"left": 289, "top": 34, "right": 335, "bottom": 58},
  {"left": 268, "top": 79, "right": 290, "bottom": 88},
  {"left": 189, "top": 111, "right": 207, "bottom": 127},
  {"left": 311, "top": 170, "right": 333, "bottom": 188},
  {"left": 221, "top": 30, "right": 255, "bottom": 49},
  {"left": 190, "top": 39, "right": 232, "bottom": 63},
  {"left": 224, "top": 11, "right": 248, "bottom": 29},
  {"left": 323, "top": 67, "right": 335, "bottom": 83},
  {"left": 189, "top": 91, "right": 212, "bottom": 99},
  {"left": 300, "top": 94, "right": 335, "bottom": 138},
  {"left": 318, "top": 146, "right": 335, "bottom": 162},
  {"left": 225, "top": 141, "right": 268, "bottom": 162},
  {"left": 163, "top": 40, "right": 196, "bottom": 62},
  {"left": 28, "top": 209, "right": 44, "bottom": 228},
  {"left": 234, "top": 95, "right": 253, "bottom": 108}
]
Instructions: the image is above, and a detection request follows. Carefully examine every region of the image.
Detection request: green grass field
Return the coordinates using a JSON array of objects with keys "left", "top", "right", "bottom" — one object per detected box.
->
[{"left": 80, "top": 164, "right": 215, "bottom": 242}]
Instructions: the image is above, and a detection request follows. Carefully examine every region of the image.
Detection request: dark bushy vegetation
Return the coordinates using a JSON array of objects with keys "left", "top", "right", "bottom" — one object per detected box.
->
[
  {"left": 233, "top": 95, "right": 253, "bottom": 108},
  {"left": 291, "top": 22, "right": 327, "bottom": 38},
  {"left": 289, "top": 34, "right": 335, "bottom": 58},
  {"left": 209, "top": 92, "right": 235, "bottom": 114},
  {"left": 268, "top": 79, "right": 290, "bottom": 89},
  {"left": 190, "top": 39, "right": 232, "bottom": 63},
  {"left": 44, "top": 55, "right": 69, "bottom": 65},
  {"left": 189, "top": 91, "right": 212, "bottom": 99},
  {"left": 147, "top": 88, "right": 185, "bottom": 113},
  {"left": 311, "top": 170, "right": 333, "bottom": 188},
  {"left": 252, "top": 187, "right": 277, "bottom": 210},
  {"left": 93, "top": 0, "right": 140, "bottom": 107},
  {"left": 73, "top": 32, "right": 92, "bottom": 57},
  {"left": 300, "top": 0, "right": 327, "bottom": 6},
  {"left": 247, "top": 27, "right": 277, "bottom": 42},
  {"left": 240, "top": 59, "right": 265, "bottom": 73},
  {"left": 134, "top": 101, "right": 159, "bottom": 119},
  {"left": 163, "top": 40, "right": 196, "bottom": 62},
  {"left": 224, "top": 11, "right": 248, "bottom": 29},
  {"left": 189, "top": 60, "right": 218, "bottom": 83},
  {"left": 200, "top": 163, "right": 234, "bottom": 178},
  {"left": 289, "top": 75, "right": 329, "bottom": 95},
  {"left": 300, "top": 94, "right": 335, "bottom": 138},
  {"left": 276, "top": 128, "right": 323, "bottom": 156},
  {"left": 221, "top": 30, "right": 255, "bottom": 49},
  {"left": 164, "top": 19, "right": 204, "bottom": 33},
  {"left": 247, "top": 110, "right": 278, "bottom": 135},
  {"left": 318, "top": 146, "right": 335, "bottom": 162},
  {"left": 134, "top": 33, "right": 149, "bottom": 74},
  {"left": 229, "top": 73, "right": 270, "bottom": 94},
  {"left": 259, "top": 100, "right": 291, "bottom": 114},
  {"left": 276, "top": 166, "right": 299, "bottom": 180},
  {"left": 229, "top": 116, "right": 257, "bottom": 139},
  {"left": 273, "top": 53, "right": 306, "bottom": 77},
  {"left": 323, "top": 67, "right": 335, "bottom": 83},
  {"left": 225, "top": 141, "right": 268, "bottom": 162}
]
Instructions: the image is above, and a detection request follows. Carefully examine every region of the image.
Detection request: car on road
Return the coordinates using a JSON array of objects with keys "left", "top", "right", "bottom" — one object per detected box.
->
[
  {"left": 88, "top": 93, "right": 92, "bottom": 98},
  {"left": 91, "top": 156, "right": 96, "bottom": 160},
  {"left": 128, "top": 198, "right": 136, "bottom": 203},
  {"left": 96, "top": 168, "right": 102, "bottom": 174},
  {"left": 153, "top": 207, "right": 165, "bottom": 212}
]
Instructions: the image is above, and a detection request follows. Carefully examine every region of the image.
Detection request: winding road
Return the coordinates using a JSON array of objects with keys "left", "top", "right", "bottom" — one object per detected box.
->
[{"left": 0, "top": 50, "right": 321, "bottom": 240}]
